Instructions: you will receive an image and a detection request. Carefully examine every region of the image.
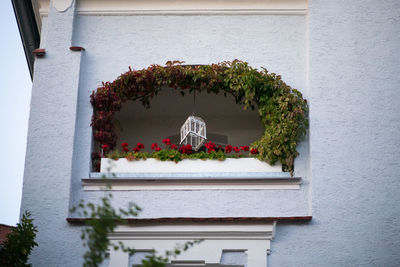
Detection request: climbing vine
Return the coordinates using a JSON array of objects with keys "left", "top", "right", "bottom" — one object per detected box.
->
[{"left": 90, "top": 60, "right": 308, "bottom": 172}]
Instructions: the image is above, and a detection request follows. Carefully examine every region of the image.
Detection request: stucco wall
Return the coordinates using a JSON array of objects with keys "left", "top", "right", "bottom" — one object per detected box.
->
[
  {"left": 20, "top": 0, "right": 400, "bottom": 266},
  {"left": 269, "top": 0, "right": 400, "bottom": 266},
  {"left": 71, "top": 13, "right": 310, "bottom": 219},
  {"left": 20, "top": 2, "right": 85, "bottom": 266}
]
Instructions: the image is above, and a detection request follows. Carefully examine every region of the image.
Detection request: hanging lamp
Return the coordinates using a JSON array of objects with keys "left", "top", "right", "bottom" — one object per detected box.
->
[{"left": 180, "top": 91, "right": 207, "bottom": 151}]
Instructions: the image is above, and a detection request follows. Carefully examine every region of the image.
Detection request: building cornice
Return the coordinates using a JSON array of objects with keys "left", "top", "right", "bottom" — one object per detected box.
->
[
  {"left": 67, "top": 216, "right": 312, "bottom": 225},
  {"left": 37, "top": 0, "right": 307, "bottom": 17}
]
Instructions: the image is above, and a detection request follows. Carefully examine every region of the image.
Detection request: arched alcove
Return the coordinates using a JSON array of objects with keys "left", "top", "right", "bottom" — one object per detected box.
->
[
  {"left": 113, "top": 89, "right": 264, "bottom": 152},
  {"left": 90, "top": 61, "right": 308, "bottom": 172}
]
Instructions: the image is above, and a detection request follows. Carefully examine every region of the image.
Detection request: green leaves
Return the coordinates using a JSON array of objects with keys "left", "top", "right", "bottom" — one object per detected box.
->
[
  {"left": 71, "top": 184, "right": 202, "bottom": 267},
  {"left": 151, "top": 149, "right": 227, "bottom": 162},
  {"left": 92, "top": 60, "right": 309, "bottom": 173},
  {"left": 72, "top": 194, "right": 142, "bottom": 267},
  {"left": 0, "top": 211, "right": 38, "bottom": 267}
]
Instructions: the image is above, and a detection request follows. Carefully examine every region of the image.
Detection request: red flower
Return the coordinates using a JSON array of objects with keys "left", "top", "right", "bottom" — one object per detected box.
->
[
  {"left": 151, "top": 143, "right": 159, "bottom": 150},
  {"left": 170, "top": 144, "right": 177, "bottom": 149},
  {"left": 122, "top": 147, "right": 129, "bottom": 152},
  {"left": 102, "top": 144, "right": 109, "bottom": 150},
  {"left": 121, "top": 142, "right": 129, "bottom": 147},
  {"left": 155, "top": 147, "right": 161, "bottom": 152},
  {"left": 233, "top": 146, "right": 240, "bottom": 153},
  {"left": 205, "top": 141, "right": 216, "bottom": 153},
  {"left": 204, "top": 141, "right": 216, "bottom": 149},
  {"left": 250, "top": 148, "right": 259, "bottom": 154},
  {"left": 133, "top": 147, "right": 140, "bottom": 152},
  {"left": 218, "top": 145, "right": 223, "bottom": 150},
  {"left": 136, "top": 142, "right": 144, "bottom": 149},
  {"left": 162, "top": 138, "right": 171, "bottom": 146},
  {"left": 240, "top": 146, "right": 249, "bottom": 152},
  {"left": 225, "top": 145, "right": 232, "bottom": 153},
  {"left": 179, "top": 144, "right": 193, "bottom": 154}
]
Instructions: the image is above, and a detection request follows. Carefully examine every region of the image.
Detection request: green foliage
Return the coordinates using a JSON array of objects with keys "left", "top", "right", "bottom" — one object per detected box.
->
[
  {"left": 0, "top": 211, "right": 38, "bottom": 267},
  {"left": 107, "top": 150, "right": 149, "bottom": 161},
  {"left": 186, "top": 150, "right": 227, "bottom": 161},
  {"left": 105, "top": 149, "right": 246, "bottom": 163},
  {"left": 91, "top": 60, "right": 309, "bottom": 172},
  {"left": 71, "top": 190, "right": 201, "bottom": 267},
  {"left": 152, "top": 149, "right": 229, "bottom": 162},
  {"left": 71, "top": 192, "right": 141, "bottom": 267},
  {"left": 151, "top": 148, "right": 183, "bottom": 162}
]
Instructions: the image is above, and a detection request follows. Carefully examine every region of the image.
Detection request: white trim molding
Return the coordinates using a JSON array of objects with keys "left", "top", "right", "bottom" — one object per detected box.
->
[
  {"left": 36, "top": 0, "right": 307, "bottom": 17},
  {"left": 52, "top": 0, "right": 73, "bottom": 12},
  {"left": 82, "top": 176, "right": 301, "bottom": 191},
  {"left": 108, "top": 222, "right": 276, "bottom": 267}
]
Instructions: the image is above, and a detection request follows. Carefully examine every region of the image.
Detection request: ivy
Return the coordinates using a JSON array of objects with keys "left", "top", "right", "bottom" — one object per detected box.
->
[{"left": 91, "top": 60, "right": 308, "bottom": 172}]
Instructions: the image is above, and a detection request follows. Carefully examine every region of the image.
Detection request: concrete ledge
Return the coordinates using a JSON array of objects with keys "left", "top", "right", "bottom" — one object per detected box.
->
[
  {"left": 67, "top": 216, "right": 312, "bottom": 224},
  {"left": 89, "top": 172, "right": 292, "bottom": 179},
  {"left": 82, "top": 174, "right": 300, "bottom": 191},
  {"left": 69, "top": 46, "right": 85, "bottom": 51}
]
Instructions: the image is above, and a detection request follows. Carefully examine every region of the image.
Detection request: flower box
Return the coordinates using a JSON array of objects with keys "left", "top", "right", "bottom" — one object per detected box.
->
[{"left": 100, "top": 158, "right": 282, "bottom": 173}]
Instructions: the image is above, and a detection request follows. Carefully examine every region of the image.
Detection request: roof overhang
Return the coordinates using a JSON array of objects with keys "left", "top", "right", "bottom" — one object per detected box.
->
[{"left": 11, "top": 0, "right": 40, "bottom": 80}]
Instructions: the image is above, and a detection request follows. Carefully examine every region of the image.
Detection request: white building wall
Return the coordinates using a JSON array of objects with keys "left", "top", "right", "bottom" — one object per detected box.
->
[
  {"left": 269, "top": 0, "right": 400, "bottom": 266},
  {"left": 20, "top": 0, "right": 400, "bottom": 266},
  {"left": 71, "top": 10, "right": 311, "bottom": 219}
]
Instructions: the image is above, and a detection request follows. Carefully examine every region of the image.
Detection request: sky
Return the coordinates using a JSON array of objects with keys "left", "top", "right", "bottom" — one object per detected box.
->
[{"left": 0, "top": 1, "right": 32, "bottom": 226}]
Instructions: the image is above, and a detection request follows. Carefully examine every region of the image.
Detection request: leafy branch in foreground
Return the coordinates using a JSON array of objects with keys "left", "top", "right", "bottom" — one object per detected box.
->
[
  {"left": 0, "top": 211, "right": 38, "bottom": 267},
  {"left": 70, "top": 192, "right": 140, "bottom": 267},
  {"left": 71, "top": 191, "right": 201, "bottom": 267}
]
